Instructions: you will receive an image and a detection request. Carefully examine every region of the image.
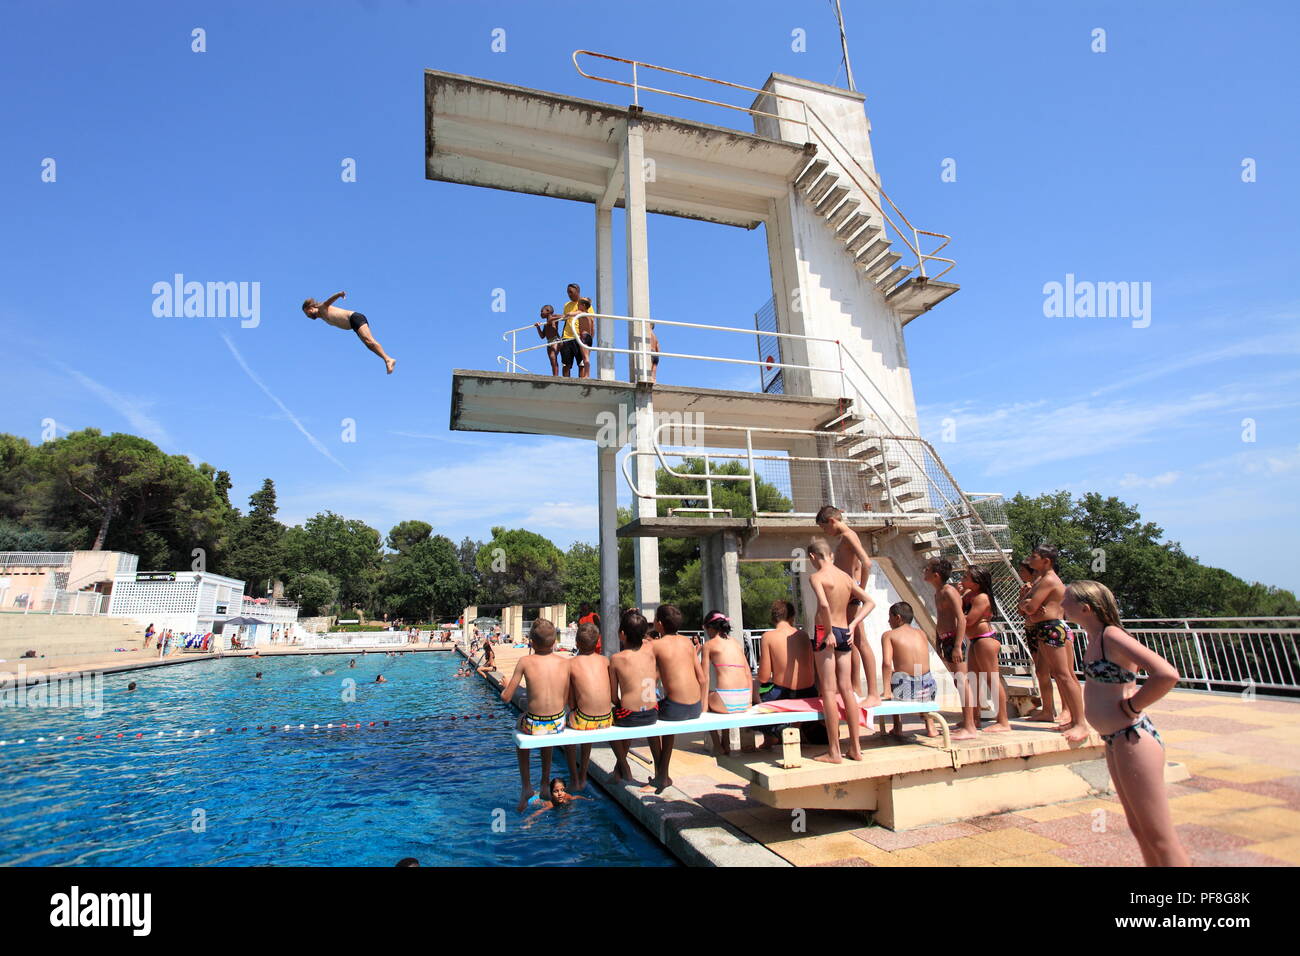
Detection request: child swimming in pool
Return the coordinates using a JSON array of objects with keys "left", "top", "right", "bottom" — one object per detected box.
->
[
  {"left": 302, "top": 290, "right": 397, "bottom": 374},
  {"left": 701, "top": 610, "right": 752, "bottom": 755},
  {"left": 1063, "top": 580, "right": 1188, "bottom": 866},
  {"left": 501, "top": 619, "right": 571, "bottom": 812},
  {"left": 520, "top": 778, "right": 592, "bottom": 829},
  {"left": 879, "top": 602, "right": 941, "bottom": 739},
  {"left": 566, "top": 622, "right": 613, "bottom": 790}
]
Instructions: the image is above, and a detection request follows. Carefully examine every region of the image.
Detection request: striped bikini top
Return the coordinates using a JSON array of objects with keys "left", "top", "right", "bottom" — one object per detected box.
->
[{"left": 1084, "top": 627, "right": 1138, "bottom": 684}]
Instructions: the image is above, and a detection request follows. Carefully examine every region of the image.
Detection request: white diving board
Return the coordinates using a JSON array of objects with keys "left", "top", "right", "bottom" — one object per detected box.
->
[{"left": 513, "top": 700, "right": 943, "bottom": 751}]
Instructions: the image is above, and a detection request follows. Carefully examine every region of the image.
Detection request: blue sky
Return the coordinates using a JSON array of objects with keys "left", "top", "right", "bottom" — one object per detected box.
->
[{"left": 2, "top": 1, "right": 1297, "bottom": 592}]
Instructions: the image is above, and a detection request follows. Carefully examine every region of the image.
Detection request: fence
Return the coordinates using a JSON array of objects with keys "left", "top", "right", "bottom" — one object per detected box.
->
[{"left": 1, "top": 589, "right": 110, "bottom": 616}]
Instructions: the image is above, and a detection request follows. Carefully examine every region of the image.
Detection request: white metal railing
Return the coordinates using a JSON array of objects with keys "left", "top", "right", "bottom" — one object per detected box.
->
[
  {"left": 572, "top": 49, "right": 954, "bottom": 281},
  {"left": 0, "top": 552, "right": 74, "bottom": 571},
  {"left": 0, "top": 588, "right": 110, "bottom": 616}
]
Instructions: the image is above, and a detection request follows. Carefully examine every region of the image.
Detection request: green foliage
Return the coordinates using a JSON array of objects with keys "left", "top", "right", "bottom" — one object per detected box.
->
[
  {"left": 223, "top": 479, "right": 285, "bottom": 596},
  {"left": 281, "top": 511, "right": 382, "bottom": 610},
  {"left": 1006, "top": 490, "right": 1300, "bottom": 618},
  {"left": 562, "top": 541, "right": 601, "bottom": 618},
  {"left": 378, "top": 533, "right": 474, "bottom": 621},
  {"left": 387, "top": 520, "right": 433, "bottom": 555},
  {"left": 284, "top": 569, "right": 339, "bottom": 616},
  {"left": 475, "top": 526, "right": 564, "bottom": 605}
]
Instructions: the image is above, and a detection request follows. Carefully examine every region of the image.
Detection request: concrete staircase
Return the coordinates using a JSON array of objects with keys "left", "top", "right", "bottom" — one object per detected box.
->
[
  {"left": 794, "top": 158, "right": 915, "bottom": 298},
  {"left": 0, "top": 614, "right": 146, "bottom": 664}
]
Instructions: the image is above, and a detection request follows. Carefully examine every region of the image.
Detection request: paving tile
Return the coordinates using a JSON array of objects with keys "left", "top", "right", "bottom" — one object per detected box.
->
[
  {"left": 1169, "top": 788, "right": 1282, "bottom": 815},
  {"left": 773, "top": 833, "right": 876, "bottom": 866},
  {"left": 966, "top": 812, "right": 1037, "bottom": 831},
  {"left": 1187, "top": 847, "right": 1289, "bottom": 866},
  {"left": 852, "top": 821, "right": 981, "bottom": 850},
  {"left": 1018, "top": 803, "right": 1081, "bottom": 822},
  {"left": 994, "top": 852, "right": 1079, "bottom": 867},
  {"left": 1174, "top": 823, "right": 1252, "bottom": 852},
  {"left": 968, "top": 826, "right": 1067, "bottom": 856},
  {"left": 1199, "top": 806, "right": 1300, "bottom": 842},
  {"left": 1244, "top": 835, "right": 1300, "bottom": 865},
  {"left": 923, "top": 835, "right": 1019, "bottom": 865},
  {"left": 1027, "top": 815, "right": 1127, "bottom": 847},
  {"left": 1054, "top": 836, "right": 1144, "bottom": 866},
  {"left": 809, "top": 857, "right": 874, "bottom": 866}
]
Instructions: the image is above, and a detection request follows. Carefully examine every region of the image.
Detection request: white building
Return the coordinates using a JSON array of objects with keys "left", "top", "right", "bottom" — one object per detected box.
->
[{"left": 108, "top": 570, "right": 247, "bottom": 640}]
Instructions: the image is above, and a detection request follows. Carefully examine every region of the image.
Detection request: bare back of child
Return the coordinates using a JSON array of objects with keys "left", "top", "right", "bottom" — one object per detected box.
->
[
  {"left": 647, "top": 604, "right": 707, "bottom": 793},
  {"left": 880, "top": 602, "right": 940, "bottom": 739},
  {"left": 501, "top": 619, "right": 570, "bottom": 810},
  {"left": 566, "top": 622, "right": 613, "bottom": 789},
  {"left": 609, "top": 609, "right": 660, "bottom": 783}
]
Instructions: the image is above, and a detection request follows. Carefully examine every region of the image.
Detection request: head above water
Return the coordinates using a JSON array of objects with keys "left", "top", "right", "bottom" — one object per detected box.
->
[
  {"left": 549, "top": 777, "right": 568, "bottom": 799},
  {"left": 529, "top": 618, "right": 557, "bottom": 651}
]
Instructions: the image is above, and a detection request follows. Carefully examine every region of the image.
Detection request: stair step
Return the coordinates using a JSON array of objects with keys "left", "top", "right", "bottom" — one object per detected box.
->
[
  {"left": 806, "top": 173, "right": 838, "bottom": 204},
  {"left": 795, "top": 159, "right": 829, "bottom": 190},
  {"left": 836, "top": 212, "right": 871, "bottom": 239},
  {"left": 846, "top": 224, "right": 882, "bottom": 255},
  {"left": 877, "top": 261, "right": 916, "bottom": 292},
  {"left": 818, "top": 410, "right": 864, "bottom": 431},
  {"left": 894, "top": 490, "right": 926, "bottom": 503},
  {"left": 868, "top": 474, "right": 912, "bottom": 490},
  {"left": 826, "top": 197, "right": 860, "bottom": 229},
  {"left": 855, "top": 237, "right": 890, "bottom": 264},
  {"left": 865, "top": 250, "right": 903, "bottom": 281},
  {"left": 815, "top": 185, "right": 850, "bottom": 216}
]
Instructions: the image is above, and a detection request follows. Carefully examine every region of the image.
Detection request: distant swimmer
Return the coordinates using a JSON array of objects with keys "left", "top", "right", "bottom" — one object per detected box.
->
[
  {"left": 254, "top": 672, "right": 263, "bottom": 680},
  {"left": 349, "top": 659, "right": 357, "bottom": 668},
  {"left": 127, "top": 681, "right": 138, "bottom": 692},
  {"left": 302, "top": 290, "right": 397, "bottom": 374},
  {"left": 375, "top": 674, "right": 387, "bottom": 683}
]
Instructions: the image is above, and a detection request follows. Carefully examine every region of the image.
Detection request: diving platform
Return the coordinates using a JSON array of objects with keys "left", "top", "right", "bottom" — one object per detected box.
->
[
  {"left": 450, "top": 369, "right": 852, "bottom": 443},
  {"left": 426, "top": 69, "right": 813, "bottom": 228}
]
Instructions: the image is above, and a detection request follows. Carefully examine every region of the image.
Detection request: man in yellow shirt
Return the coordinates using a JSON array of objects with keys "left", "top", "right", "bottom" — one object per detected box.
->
[{"left": 559, "top": 283, "right": 587, "bottom": 378}]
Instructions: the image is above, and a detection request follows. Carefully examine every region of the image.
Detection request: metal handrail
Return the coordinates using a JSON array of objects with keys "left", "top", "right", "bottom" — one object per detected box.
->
[{"left": 572, "top": 49, "right": 954, "bottom": 280}]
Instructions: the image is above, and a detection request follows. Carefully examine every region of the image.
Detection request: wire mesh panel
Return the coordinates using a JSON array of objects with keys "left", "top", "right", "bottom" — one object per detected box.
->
[{"left": 754, "top": 296, "right": 783, "bottom": 394}]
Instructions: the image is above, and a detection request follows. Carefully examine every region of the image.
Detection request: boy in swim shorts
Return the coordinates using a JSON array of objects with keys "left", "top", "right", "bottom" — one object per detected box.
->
[
  {"left": 879, "top": 602, "right": 941, "bottom": 739},
  {"left": 807, "top": 537, "right": 873, "bottom": 763},
  {"left": 646, "top": 604, "right": 708, "bottom": 793},
  {"left": 925, "top": 557, "right": 977, "bottom": 740},
  {"left": 609, "top": 609, "right": 659, "bottom": 782},
  {"left": 565, "top": 622, "right": 613, "bottom": 789},
  {"left": 534, "top": 304, "right": 562, "bottom": 375},
  {"left": 501, "top": 619, "right": 571, "bottom": 811},
  {"left": 302, "top": 290, "right": 397, "bottom": 374}
]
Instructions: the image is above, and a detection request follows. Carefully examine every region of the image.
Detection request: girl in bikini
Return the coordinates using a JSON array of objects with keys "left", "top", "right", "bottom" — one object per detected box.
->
[
  {"left": 701, "top": 611, "right": 753, "bottom": 755},
  {"left": 1063, "top": 580, "right": 1188, "bottom": 866},
  {"left": 961, "top": 566, "right": 1011, "bottom": 732}
]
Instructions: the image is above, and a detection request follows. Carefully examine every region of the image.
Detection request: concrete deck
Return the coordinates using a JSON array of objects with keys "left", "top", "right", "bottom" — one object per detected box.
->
[{"left": 472, "top": 640, "right": 1300, "bottom": 866}]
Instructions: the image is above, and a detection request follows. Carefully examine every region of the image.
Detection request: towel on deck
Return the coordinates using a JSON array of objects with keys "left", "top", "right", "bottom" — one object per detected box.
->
[{"left": 756, "top": 695, "right": 874, "bottom": 724}]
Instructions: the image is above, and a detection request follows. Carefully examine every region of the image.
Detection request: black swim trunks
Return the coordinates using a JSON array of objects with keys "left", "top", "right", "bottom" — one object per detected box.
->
[
  {"left": 613, "top": 706, "right": 658, "bottom": 728},
  {"left": 560, "top": 339, "right": 582, "bottom": 368},
  {"left": 348, "top": 312, "right": 369, "bottom": 332},
  {"left": 658, "top": 697, "right": 702, "bottom": 721},
  {"left": 812, "top": 624, "right": 853, "bottom": 653}
]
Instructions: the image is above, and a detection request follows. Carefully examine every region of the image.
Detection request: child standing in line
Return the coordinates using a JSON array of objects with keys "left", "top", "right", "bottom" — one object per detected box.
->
[
  {"left": 1064, "top": 580, "right": 1188, "bottom": 866},
  {"left": 806, "top": 537, "right": 873, "bottom": 763}
]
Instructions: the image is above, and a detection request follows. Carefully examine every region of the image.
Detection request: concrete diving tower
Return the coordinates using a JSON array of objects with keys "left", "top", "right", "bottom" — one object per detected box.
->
[{"left": 427, "top": 58, "right": 1004, "bottom": 666}]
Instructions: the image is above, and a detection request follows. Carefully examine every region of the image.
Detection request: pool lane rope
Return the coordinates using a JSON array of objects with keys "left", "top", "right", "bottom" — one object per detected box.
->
[{"left": 0, "top": 712, "right": 506, "bottom": 748}]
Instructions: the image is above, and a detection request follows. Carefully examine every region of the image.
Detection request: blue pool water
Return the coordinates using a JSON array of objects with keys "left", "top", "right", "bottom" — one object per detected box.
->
[{"left": 0, "top": 653, "right": 676, "bottom": 866}]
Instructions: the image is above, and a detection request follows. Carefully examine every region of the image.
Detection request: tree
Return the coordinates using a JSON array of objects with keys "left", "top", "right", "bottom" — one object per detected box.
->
[
  {"left": 476, "top": 527, "right": 564, "bottom": 606},
  {"left": 379, "top": 534, "right": 473, "bottom": 622},
  {"left": 281, "top": 512, "right": 383, "bottom": 610},
  {"left": 224, "top": 479, "right": 285, "bottom": 595},
  {"left": 285, "top": 570, "right": 339, "bottom": 616},
  {"left": 562, "top": 541, "right": 601, "bottom": 618},
  {"left": 387, "top": 520, "right": 433, "bottom": 555}
]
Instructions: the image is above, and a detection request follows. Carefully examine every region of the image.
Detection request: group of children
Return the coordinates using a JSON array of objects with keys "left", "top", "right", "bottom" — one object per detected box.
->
[
  {"left": 532, "top": 282, "right": 660, "bottom": 380},
  {"left": 498, "top": 506, "right": 1188, "bottom": 865}
]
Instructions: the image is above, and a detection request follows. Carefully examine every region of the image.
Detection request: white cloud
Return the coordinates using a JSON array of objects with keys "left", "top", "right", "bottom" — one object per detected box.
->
[
  {"left": 221, "top": 333, "right": 347, "bottom": 472},
  {"left": 1118, "top": 471, "right": 1180, "bottom": 489},
  {"left": 57, "top": 363, "right": 172, "bottom": 447}
]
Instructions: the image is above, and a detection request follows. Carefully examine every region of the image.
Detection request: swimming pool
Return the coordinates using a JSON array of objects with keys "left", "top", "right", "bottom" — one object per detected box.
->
[{"left": 0, "top": 653, "right": 676, "bottom": 866}]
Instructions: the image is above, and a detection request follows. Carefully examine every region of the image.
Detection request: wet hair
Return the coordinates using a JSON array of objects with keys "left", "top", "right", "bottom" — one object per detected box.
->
[
  {"left": 1032, "top": 544, "right": 1059, "bottom": 570},
  {"left": 809, "top": 536, "right": 833, "bottom": 558},
  {"left": 703, "top": 610, "right": 732, "bottom": 635},
  {"left": 1065, "top": 580, "right": 1122, "bottom": 629},
  {"left": 654, "top": 604, "right": 683, "bottom": 635},
  {"left": 575, "top": 621, "right": 600, "bottom": 653},
  {"left": 925, "top": 557, "right": 953, "bottom": 582},
  {"left": 127, "top": 681, "right": 137, "bottom": 691},
  {"left": 770, "top": 599, "right": 795, "bottom": 624},
  {"left": 548, "top": 777, "right": 565, "bottom": 797},
  {"left": 619, "top": 609, "right": 649, "bottom": 647},
  {"left": 965, "top": 566, "right": 994, "bottom": 597},
  {"left": 395, "top": 857, "right": 420, "bottom": 867},
  {"left": 889, "top": 601, "right": 914, "bottom": 624},
  {"left": 529, "top": 618, "right": 557, "bottom": 649},
  {"left": 815, "top": 505, "right": 843, "bottom": 524}
]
